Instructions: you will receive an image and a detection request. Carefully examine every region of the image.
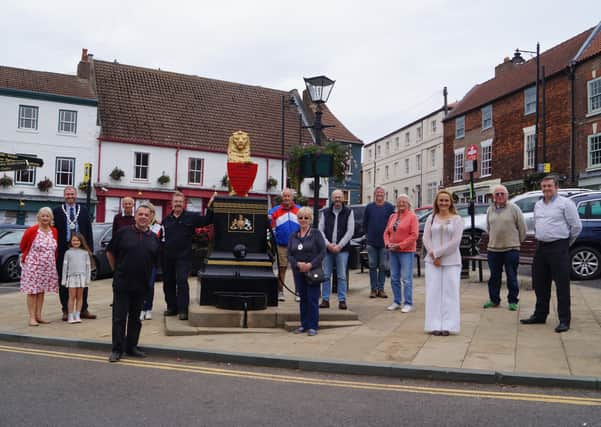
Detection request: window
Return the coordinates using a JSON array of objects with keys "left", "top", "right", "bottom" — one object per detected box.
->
[
  {"left": 377, "top": 145, "right": 381, "bottom": 158},
  {"left": 480, "top": 139, "right": 492, "bottom": 177},
  {"left": 524, "top": 86, "right": 536, "bottom": 115},
  {"left": 385, "top": 140, "right": 390, "bottom": 154},
  {"left": 58, "top": 110, "right": 77, "bottom": 134},
  {"left": 14, "top": 154, "right": 36, "bottom": 184},
  {"left": 588, "top": 77, "right": 601, "bottom": 115},
  {"left": 453, "top": 149, "right": 464, "bottom": 182},
  {"left": 523, "top": 126, "right": 536, "bottom": 169},
  {"left": 588, "top": 133, "right": 601, "bottom": 169},
  {"left": 455, "top": 116, "right": 465, "bottom": 139},
  {"left": 385, "top": 165, "right": 389, "bottom": 179},
  {"left": 134, "top": 152, "right": 149, "bottom": 180},
  {"left": 578, "top": 199, "right": 601, "bottom": 219},
  {"left": 481, "top": 105, "right": 492, "bottom": 129},
  {"left": 405, "top": 132, "right": 410, "bottom": 145},
  {"left": 188, "top": 157, "right": 204, "bottom": 184},
  {"left": 393, "top": 161, "right": 398, "bottom": 176},
  {"left": 417, "top": 126, "right": 423, "bottom": 141},
  {"left": 367, "top": 171, "right": 371, "bottom": 184},
  {"left": 431, "top": 120, "right": 437, "bottom": 133},
  {"left": 395, "top": 137, "right": 400, "bottom": 150},
  {"left": 416, "top": 154, "right": 421, "bottom": 171},
  {"left": 415, "top": 184, "right": 421, "bottom": 205},
  {"left": 427, "top": 182, "right": 438, "bottom": 204},
  {"left": 55, "top": 157, "right": 75, "bottom": 186},
  {"left": 18, "top": 105, "right": 38, "bottom": 130},
  {"left": 404, "top": 186, "right": 409, "bottom": 196},
  {"left": 393, "top": 189, "right": 398, "bottom": 200},
  {"left": 368, "top": 149, "right": 372, "bottom": 160},
  {"left": 430, "top": 148, "right": 436, "bottom": 168},
  {"left": 404, "top": 158, "right": 410, "bottom": 174}
]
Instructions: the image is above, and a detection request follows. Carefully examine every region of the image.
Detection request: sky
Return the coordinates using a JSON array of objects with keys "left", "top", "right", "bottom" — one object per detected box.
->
[{"left": 2, "top": 1, "right": 599, "bottom": 144}]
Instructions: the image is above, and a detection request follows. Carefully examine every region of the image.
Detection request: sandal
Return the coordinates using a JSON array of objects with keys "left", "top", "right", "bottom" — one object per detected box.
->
[
  {"left": 28, "top": 320, "right": 39, "bottom": 327},
  {"left": 36, "top": 319, "right": 51, "bottom": 324}
]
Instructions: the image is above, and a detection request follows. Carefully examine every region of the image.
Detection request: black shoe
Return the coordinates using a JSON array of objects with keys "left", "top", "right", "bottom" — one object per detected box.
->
[
  {"left": 108, "top": 351, "right": 122, "bottom": 363},
  {"left": 164, "top": 309, "right": 178, "bottom": 316},
  {"left": 520, "top": 315, "right": 546, "bottom": 325},
  {"left": 126, "top": 347, "right": 147, "bottom": 358},
  {"left": 555, "top": 322, "right": 570, "bottom": 333},
  {"left": 179, "top": 312, "right": 188, "bottom": 321}
]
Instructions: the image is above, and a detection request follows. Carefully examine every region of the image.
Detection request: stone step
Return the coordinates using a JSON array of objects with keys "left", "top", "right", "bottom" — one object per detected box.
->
[{"left": 284, "top": 320, "right": 363, "bottom": 331}]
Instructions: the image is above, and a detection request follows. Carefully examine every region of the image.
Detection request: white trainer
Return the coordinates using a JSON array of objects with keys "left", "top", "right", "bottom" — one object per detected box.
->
[
  {"left": 401, "top": 304, "right": 413, "bottom": 313},
  {"left": 68, "top": 313, "right": 76, "bottom": 324},
  {"left": 387, "top": 303, "right": 401, "bottom": 311},
  {"left": 140, "top": 310, "right": 146, "bottom": 321},
  {"left": 145, "top": 310, "right": 152, "bottom": 320},
  {"left": 278, "top": 291, "right": 285, "bottom": 302}
]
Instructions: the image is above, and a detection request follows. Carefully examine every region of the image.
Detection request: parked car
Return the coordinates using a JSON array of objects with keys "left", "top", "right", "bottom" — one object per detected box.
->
[
  {"left": 564, "top": 191, "right": 601, "bottom": 280},
  {"left": 510, "top": 188, "right": 591, "bottom": 232},
  {"left": 0, "top": 225, "right": 28, "bottom": 282},
  {"left": 91, "top": 223, "right": 113, "bottom": 280}
]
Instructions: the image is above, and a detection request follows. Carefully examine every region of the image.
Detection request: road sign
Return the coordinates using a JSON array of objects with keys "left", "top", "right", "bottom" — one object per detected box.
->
[{"left": 466, "top": 144, "right": 478, "bottom": 161}]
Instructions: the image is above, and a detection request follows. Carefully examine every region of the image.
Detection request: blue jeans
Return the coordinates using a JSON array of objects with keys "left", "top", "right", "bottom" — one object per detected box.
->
[
  {"left": 487, "top": 250, "right": 520, "bottom": 304},
  {"left": 367, "top": 245, "right": 388, "bottom": 291},
  {"left": 389, "top": 252, "right": 414, "bottom": 305},
  {"left": 294, "top": 272, "right": 320, "bottom": 330},
  {"left": 322, "top": 251, "right": 349, "bottom": 302},
  {"left": 143, "top": 266, "right": 157, "bottom": 311}
]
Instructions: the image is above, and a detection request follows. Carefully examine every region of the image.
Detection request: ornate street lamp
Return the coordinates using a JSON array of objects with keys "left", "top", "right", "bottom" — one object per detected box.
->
[{"left": 304, "top": 75, "right": 335, "bottom": 226}]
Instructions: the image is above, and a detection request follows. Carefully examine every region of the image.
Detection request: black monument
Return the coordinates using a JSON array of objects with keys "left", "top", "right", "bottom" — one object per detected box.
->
[{"left": 198, "top": 196, "right": 278, "bottom": 307}]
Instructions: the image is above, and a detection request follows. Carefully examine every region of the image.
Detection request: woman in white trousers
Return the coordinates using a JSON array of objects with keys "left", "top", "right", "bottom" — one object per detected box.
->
[{"left": 422, "top": 190, "right": 464, "bottom": 336}]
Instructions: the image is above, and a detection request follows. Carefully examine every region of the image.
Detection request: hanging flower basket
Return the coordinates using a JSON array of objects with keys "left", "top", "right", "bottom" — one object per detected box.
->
[
  {"left": 286, "top": 142, "right": 349, "bottom": 192},
  {"left": 37, "top": 178, "right": 53, "bottom": 192},
  {"left": 109, "top": 167, "right": 125, "bottom": 181},
  {"left": 157, "top": 174, "right": 170, "bottom": 185},
  {"left": 267, "top": 176, "right": 278, "bottom": 190},
  {"left": 0, "top": 174, "right": 13, "bottom": 188}
]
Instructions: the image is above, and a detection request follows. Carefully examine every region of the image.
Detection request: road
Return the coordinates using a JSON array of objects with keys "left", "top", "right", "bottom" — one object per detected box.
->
[{"left": 0, "top": 342, "right": 599, "bottom": 427}]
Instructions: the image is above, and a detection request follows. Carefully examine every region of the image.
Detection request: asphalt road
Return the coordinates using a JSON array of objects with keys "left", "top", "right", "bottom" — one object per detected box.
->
[{"left": 0, "top": 342, "right": 600, "bottom": 427}]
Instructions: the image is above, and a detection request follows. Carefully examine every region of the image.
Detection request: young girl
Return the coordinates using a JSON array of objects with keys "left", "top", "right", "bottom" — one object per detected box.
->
[{"left": 61, "top": 233, "right": 93, "bottom": 323}]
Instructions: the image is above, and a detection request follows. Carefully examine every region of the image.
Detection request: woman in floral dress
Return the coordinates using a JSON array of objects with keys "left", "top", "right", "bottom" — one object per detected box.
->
[{"left": 19, "top": 207, "right": 59, "bottom": 326}]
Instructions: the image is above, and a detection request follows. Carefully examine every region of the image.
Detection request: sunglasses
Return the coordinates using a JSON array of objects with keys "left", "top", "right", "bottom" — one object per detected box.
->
[{"left": 298, "top": 216, "right": 310, "bottom": 220}]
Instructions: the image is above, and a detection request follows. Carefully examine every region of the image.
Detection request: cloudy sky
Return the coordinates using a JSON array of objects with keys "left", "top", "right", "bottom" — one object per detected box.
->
[{"left": 2, "top": 1, "right": 598, "bottom": 143}]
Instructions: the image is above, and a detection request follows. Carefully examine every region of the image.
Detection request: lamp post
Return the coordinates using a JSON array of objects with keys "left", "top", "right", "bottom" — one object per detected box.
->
[
  {"left": 303, "top": 75, "right": 335, "bottom": 227},
  {"left": 512, "top": 43, "right": 541, "bottom": 169}
]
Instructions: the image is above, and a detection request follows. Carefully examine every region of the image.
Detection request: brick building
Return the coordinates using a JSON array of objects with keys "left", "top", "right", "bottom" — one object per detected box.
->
[{"left": 443, "top": 22, "right": 601, "bottom": 200}]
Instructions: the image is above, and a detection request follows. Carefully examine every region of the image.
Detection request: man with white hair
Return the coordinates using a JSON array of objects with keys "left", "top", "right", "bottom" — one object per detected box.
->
[
  {"left": 483, "top": 185, "right": 527, "bottom": 311},
  {"left": 318, "top": 189, "right": 354, "bottom": 310}
]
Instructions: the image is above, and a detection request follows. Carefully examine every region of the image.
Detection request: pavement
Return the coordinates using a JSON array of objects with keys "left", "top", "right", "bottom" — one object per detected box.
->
[{"left": 1, "top": 267, "right": 601, "bottom": 389}]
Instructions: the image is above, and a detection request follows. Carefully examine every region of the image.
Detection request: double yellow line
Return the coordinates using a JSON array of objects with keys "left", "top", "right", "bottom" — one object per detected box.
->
[{"left": 1, "top": 344, "right": 600, "bottom": 406}]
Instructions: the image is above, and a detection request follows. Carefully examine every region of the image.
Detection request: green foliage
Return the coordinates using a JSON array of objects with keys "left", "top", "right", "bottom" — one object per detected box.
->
[
  {"left": 157, "top": 174, "right": 170, "bottom": 185},
  {"left": 109, "top": 167, "right": 124, "bottom": 181},
  {"left": 523, "top": 172, "right": 547, "bottom": 192},
  {"left": 0, "top": 174, "right": 13, "bottom": 188},
  {"left": 37, "top": 177, "right": 52, "bottom": 192},
  {"left": 286, "top": 142, "right": 349, "bottom": 192}
]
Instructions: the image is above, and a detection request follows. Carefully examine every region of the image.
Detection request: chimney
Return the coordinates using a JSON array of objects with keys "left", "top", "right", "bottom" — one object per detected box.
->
[
  {"left": 77, "top": 48, "right": 92, "bottom": 79},
  {"left": 81, "top": 48, "right": 88, "bottom": 62},
  {"left": 494, "top": 57, "right": 515, "bottom": 77}
]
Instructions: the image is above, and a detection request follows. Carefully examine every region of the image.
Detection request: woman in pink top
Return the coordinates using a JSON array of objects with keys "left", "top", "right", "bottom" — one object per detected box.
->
[
  {"left": 383, "top": 195, "right": 418, "bottom": 313},
  {"left": 422, "top": 190, "right": 464, "bottom": 336}
]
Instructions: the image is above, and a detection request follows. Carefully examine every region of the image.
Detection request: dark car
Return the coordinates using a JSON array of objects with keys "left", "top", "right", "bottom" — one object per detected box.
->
[
  {"left": 0, "top": 225, "right": 28, "bottom": 282},
  {"left": 566, "top": 191, "right": 601, "bottom": 280},
  {"left": 91, "top": 223, "right": 113, "bottom": 280}
]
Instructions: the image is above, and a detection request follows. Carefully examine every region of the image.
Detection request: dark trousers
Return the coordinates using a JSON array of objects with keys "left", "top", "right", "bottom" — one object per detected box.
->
[
  {"left": 487, "top": 250, "right": 520, "bottom": 304},
  {"left": 163, "top": 256, "right": 190, "bottom": 314},
  {"left": 112, "top": 288, "right": 145, "bottom": 353},
  {"left": 532, "top": 239, "right": 571, "bottom": 324},
  {"left": 57, "top": 252, "right": 89, "bottom": 312},
  {"left": 143, "top": 267, "right": 157, "bottom": 311},
  {"left": 294, "top": 272, "right": 320, "bottom": 330}
]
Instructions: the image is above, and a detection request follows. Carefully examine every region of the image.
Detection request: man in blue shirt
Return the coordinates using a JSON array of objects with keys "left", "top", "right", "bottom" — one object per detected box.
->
[
  {"left": 521, "top": 176, "right": 582, "bottom": 333},
  {"left": 363, "top": 187, "right": 394, "bottom": 298}
]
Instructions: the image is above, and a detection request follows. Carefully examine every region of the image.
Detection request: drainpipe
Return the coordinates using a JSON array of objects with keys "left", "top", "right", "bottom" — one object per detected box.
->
[{"left": 568, "top": 61, "right": 576, "bottom": 185}]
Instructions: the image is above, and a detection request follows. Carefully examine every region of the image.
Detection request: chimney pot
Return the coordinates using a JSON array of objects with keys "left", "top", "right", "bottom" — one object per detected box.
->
[{"left": 81, "top": 48, "right": 88, "bottom": 62}]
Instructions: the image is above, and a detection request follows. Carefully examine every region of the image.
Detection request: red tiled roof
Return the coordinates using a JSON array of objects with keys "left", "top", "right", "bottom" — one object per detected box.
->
[
  {"left": 301, "top": 91, "right": 362, "bottom": 144},
  {"left": 0, "top": 66, "right": 95, "bottom": 99},
  {"left": 445, "top": 28, "right": 594, "bottom": 121},
  {"left": 576, "top": 23, "right": 601, "bottom": 62},
  {"left": 92, "top": 60, "right": 321, "bottom": 158}
]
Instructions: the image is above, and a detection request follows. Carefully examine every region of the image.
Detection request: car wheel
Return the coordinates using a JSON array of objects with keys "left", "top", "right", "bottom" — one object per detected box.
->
[
  {"left": 2, "top": 256, "right": 21, "bottom": 282},
  {"left": 570, "top": 246, "right": 601, "bottom": 280}
]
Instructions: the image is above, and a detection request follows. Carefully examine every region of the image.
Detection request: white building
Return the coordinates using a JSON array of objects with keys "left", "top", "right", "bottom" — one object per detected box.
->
[
  {"left": 362, "top": 106, "right": 450, "bottom": 207},
  {"left": 0, "top": 66, "right": 98, "bottom": 224}
]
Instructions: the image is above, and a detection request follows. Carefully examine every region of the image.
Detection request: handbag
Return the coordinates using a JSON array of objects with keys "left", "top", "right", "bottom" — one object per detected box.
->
[{"left": 304, "top": 266, "right": 325, "bottom": 284}]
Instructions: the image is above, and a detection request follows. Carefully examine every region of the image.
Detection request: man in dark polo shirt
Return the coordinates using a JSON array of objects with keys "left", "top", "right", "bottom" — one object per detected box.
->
[
  {"left": 106, "top": 204, "right": 160, "bottom": 363},
  {"left": 162, "top": 191, "right": 215, "bottom": 320}
]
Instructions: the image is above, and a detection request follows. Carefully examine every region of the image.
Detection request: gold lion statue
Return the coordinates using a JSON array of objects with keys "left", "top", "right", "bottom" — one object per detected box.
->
[{"left": 228, "top": 131, "right": 252, "bottom": 163}]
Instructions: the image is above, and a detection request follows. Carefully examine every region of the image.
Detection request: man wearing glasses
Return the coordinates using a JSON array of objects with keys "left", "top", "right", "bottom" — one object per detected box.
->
[
  {"left": 483, "top": 185, "right": 527, "bottom": 311},
  {"left": 318, "top": 189, "right": 355, "bottom": 310}
]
